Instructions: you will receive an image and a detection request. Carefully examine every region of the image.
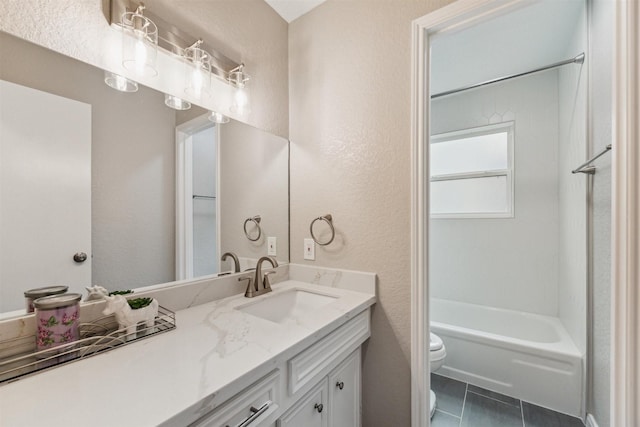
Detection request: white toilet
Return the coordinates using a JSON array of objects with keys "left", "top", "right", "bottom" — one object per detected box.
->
[{"left": 429, "top": 332, "right": 447, "bottom": 418}]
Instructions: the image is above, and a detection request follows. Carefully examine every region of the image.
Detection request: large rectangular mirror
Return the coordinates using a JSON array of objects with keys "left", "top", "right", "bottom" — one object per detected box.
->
[{"left": 0, "top": 31, "right": 289, "bottom": 315}]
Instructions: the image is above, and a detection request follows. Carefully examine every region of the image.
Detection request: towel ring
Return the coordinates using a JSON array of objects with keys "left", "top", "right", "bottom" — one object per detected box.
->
[
  {"left": 310, "top": 214, "right": 335, "bottom": 246},
  {"left": 243, "top": 215, "right": 262, "bottom": 241}
]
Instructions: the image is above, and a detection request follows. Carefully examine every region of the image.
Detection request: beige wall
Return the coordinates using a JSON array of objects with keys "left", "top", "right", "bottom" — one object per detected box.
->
[
  {"left": 289, "top": 1, "right": 452, "bottom": 425},
  {"left": 0, "top": 0, "right": 289, "bottom": 138}
]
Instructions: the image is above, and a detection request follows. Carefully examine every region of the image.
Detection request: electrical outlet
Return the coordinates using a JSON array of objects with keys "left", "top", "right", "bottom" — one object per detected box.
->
[
  {"left": 267, "top": 236, "right": 277, "bottom": 256},
  {"left": 304, "top": 238, "right": 315, "bottom": 261}
]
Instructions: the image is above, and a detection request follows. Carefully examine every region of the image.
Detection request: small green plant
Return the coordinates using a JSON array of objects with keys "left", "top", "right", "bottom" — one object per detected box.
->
[
  {"left": 127, "top": 297, "right": 153, "bottom": 310},
  {"left": 109, "top": 290, "right": 134, "bottom": 296}
]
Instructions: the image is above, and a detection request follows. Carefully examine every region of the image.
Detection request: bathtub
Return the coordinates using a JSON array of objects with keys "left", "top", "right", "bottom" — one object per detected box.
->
[{"left": 430, "top": 298, "right": 584, "bottom": 417}]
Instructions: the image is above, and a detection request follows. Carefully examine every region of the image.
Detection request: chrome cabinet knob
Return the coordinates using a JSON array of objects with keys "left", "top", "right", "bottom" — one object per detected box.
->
[
  {"left": 73, "top": 252, "right": 87, "bottom": 263},
  {"left": 314, "top": 403, "right": 323, "bottom": 413},
  {"left": 336, "top": 381, "right": 344, "bottom": 390}
]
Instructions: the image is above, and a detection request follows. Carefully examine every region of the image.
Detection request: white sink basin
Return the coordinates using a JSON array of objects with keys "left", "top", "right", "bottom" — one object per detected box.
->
[{"left": 237, "top": 289, "right": 338, "bottom": 324}]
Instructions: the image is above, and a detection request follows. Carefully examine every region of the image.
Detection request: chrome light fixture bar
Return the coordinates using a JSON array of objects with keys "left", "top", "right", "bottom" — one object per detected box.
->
[{"left": 105, "top": 0, "right": 243, "bottom": 81}]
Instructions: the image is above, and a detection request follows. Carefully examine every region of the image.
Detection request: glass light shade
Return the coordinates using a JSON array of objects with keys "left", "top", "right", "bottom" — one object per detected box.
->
[
  {"left": 104, "top": 71, "right": 138, "bottom": 92},
  {"left": 230, "top": 85, "right": 251, "bottom": 116},
  {"left": 184, "top": 47, "right": 212, "bottom": 99},
  {"left": 164, "top": 94, "right": 191, "bottom": 110},
  {"left": 121, "top": 11, "right": 158, "bottom": 77},
  {"left": 208, "top": 111, "right": 230, "bottom": 124}
]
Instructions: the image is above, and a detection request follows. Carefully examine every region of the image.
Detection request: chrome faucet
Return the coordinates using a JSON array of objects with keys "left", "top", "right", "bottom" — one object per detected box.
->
[
  {"left": 239, "top": 256, "right": 278, "bottom": 298},
  {"left": 221, "top": 252, "right": 240, "bottom": 273}
]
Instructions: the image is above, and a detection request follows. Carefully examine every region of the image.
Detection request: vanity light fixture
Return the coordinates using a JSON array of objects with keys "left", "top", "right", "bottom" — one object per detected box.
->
[
  {"left": 104, "top": 71, "right": 139, "bottom": 92},
  {"left": 164, "top": 94, "right": 191, "bottom": 110},
  {"left": 105, "top": 1, "right": 252, "bottom": 114},
  {"left": 121, "top": 4, "right": 158, "bottom": 77},
  {"left": 184, "top": 40, "right": 212, "bottom": 100},
  {"left": 208, "top": 111, "right": 230, "bottom": 124},
  {"left": 228, "top": 64, "right": 251, "bottom": 115}
]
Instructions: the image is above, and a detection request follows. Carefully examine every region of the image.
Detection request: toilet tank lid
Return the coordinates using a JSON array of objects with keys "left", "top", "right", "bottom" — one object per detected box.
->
[{"left": 430, "top": 333, "right": 443, "bottom": 351}]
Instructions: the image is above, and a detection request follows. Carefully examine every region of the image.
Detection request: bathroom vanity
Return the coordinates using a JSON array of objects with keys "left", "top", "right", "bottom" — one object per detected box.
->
[{"left": 0, "top": 266, "right": 376, "bottom": 427}]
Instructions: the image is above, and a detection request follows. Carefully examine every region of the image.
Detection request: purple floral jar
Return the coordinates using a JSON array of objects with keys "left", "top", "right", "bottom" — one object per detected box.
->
[
  {"left": 24, "top": 285, "right": 68, "bottom": 313},
  {"left": 33, "top": 293, "right": 81, "bottom": 355}
]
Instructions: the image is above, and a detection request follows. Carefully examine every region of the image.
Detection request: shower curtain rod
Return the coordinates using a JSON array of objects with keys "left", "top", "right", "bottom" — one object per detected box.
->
[
  {"left": 431, "top": 53, "right": 585, "bottom": 99},
  {"left": 572, "top": 144, "right": 612, "bottom": 175}
]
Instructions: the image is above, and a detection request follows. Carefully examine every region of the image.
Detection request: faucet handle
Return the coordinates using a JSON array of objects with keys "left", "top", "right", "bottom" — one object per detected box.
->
[
  {"left": 263, "top": 271, "right": 276, "bottom": 290},
  {"left": 239, "top": 276, "right": 256, "bottom": 298}
]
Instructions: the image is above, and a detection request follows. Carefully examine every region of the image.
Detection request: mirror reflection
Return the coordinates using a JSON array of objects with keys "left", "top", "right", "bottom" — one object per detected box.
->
[{"left": 0, "top": 31, "right": 289, "bottom": 314}]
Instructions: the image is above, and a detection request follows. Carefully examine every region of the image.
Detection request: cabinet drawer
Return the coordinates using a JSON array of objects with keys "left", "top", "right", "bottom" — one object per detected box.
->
[
  {"left": 288, "top": 310, "right": 370, "bottom": 395},
  {"left": 191, "top": 370, "right": 280, "bottom": 427}
]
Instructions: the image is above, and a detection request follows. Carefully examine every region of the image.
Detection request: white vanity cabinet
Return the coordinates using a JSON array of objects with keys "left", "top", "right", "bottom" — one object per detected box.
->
[
  {"left": 278, "top": 381, "right": 329, "bottom": 427},
  {"left": 186, "top": 310, "right": 369, "bottom": 427},
  {"left": 328, "top": 349, "right": 361, "bottom": 427},
  {"left": 278, "top": 348, "right": 361, "bottom": 427},
  {"left": 190, "top": 371, "right": 280, "bottom": 427}
]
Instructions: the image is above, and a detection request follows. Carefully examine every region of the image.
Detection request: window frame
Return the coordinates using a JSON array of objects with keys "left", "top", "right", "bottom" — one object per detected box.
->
[{"left": 429, "top": 121, "right": 515, "bottom": 219}]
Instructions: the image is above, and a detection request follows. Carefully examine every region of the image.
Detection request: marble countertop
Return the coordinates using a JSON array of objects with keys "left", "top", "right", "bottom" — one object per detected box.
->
[{"left": 0, "top": 280, "right": 375, "bottom": 427}]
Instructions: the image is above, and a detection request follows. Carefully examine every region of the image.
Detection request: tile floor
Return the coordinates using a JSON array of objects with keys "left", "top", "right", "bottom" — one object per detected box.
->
[{"left": 431, "top": 374, "right": 585, "bottom": 427}]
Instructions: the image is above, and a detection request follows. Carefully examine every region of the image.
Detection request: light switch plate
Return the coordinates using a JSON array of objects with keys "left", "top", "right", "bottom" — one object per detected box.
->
[
  {"left": 267, "top": 236, "right": 277, "bottom": 256},
  {"left": 303, "top": 238, "right": 315, "bottom": 261}
]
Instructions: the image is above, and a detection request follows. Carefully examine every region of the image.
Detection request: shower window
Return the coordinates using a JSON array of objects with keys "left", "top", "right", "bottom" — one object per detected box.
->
[{"left": 430, "top": 122, "right": 514, "bottom": 218}]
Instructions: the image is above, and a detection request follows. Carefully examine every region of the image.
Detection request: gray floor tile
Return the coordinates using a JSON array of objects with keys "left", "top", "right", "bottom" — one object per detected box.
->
[
  {"left": 522, "top": 402, "right": 584, "bottom": 427},
  {"left": 432, "top": 409, "right": 461, "bottom": 427},
  {"left": 461, "top": 392, "right": 523, "bottom": 427},
  {"left": 467, "top": 384, "right": 521, "bottom": 408},
  {"left": 431, "top": 374, "right": 467, "bottom": 417}
]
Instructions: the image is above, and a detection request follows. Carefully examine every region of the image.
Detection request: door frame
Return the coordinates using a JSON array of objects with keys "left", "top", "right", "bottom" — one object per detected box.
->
[
  {"left": 175, "top": 114, "right": 221, "bottom": 280},
  {"left": 409, "top": 1, "right": 640, "bottom": 426}
]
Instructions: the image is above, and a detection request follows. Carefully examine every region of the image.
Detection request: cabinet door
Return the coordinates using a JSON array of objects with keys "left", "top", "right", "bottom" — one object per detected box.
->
[
  {"left": 278, "top": 381, "right": 328, "bottom": 427},
  {"left": 328, "top": 349, "right": 361, "bottom": 427}
]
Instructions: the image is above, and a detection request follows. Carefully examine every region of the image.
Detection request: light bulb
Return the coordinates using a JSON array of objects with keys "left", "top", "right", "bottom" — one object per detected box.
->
[
  {"left": 192, "top": 66, "right": 203, "bottom": 99},
  {"left": 121, "top": 10, "right": 158, "bottom": 77},
  {"left": 134, "top": 36, "right": 147, "bottom": 75},
  {"left": 231, "top": 86, "right": 250, "bottom": 115}
]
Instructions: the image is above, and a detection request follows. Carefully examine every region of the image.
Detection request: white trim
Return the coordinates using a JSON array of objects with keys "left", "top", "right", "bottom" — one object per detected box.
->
[
  {"left": 586, "top": 413, "right": 599, "bottom": 427},
  {"left": 410, "top": 9, "right": 429, "bottom": 427},
  {"left": 215, "top": 123, "right": 222, "bottom": 267},
  {"left": 611, "top": 0, "right": 640, "bottom": 425}
]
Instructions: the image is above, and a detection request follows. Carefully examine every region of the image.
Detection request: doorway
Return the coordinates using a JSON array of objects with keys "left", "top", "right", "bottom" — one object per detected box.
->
[
  {"left": 410, "top": 1, "right": 639, "bottom": 426},
  {"left": 175, "top": 114, "right": 220, "bottom": 280}
]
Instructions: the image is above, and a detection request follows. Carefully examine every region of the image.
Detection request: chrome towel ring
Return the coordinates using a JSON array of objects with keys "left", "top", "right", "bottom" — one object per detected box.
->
[
  {"left": 243, "top": 215, "right": 262, "bottom": 241},
  {"left": 310, "top": 214, "right": 335, "bottom": 246}
]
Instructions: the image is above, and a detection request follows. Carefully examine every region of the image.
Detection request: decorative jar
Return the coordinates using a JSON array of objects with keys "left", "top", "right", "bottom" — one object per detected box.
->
[{"left": 33, "top": 293, "right": 82, "bottom": 355}]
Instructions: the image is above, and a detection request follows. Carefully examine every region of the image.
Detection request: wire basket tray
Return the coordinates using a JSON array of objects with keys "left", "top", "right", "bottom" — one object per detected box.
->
[{"left": 0, "top": 305, "right": 176, "bottom": 385}]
